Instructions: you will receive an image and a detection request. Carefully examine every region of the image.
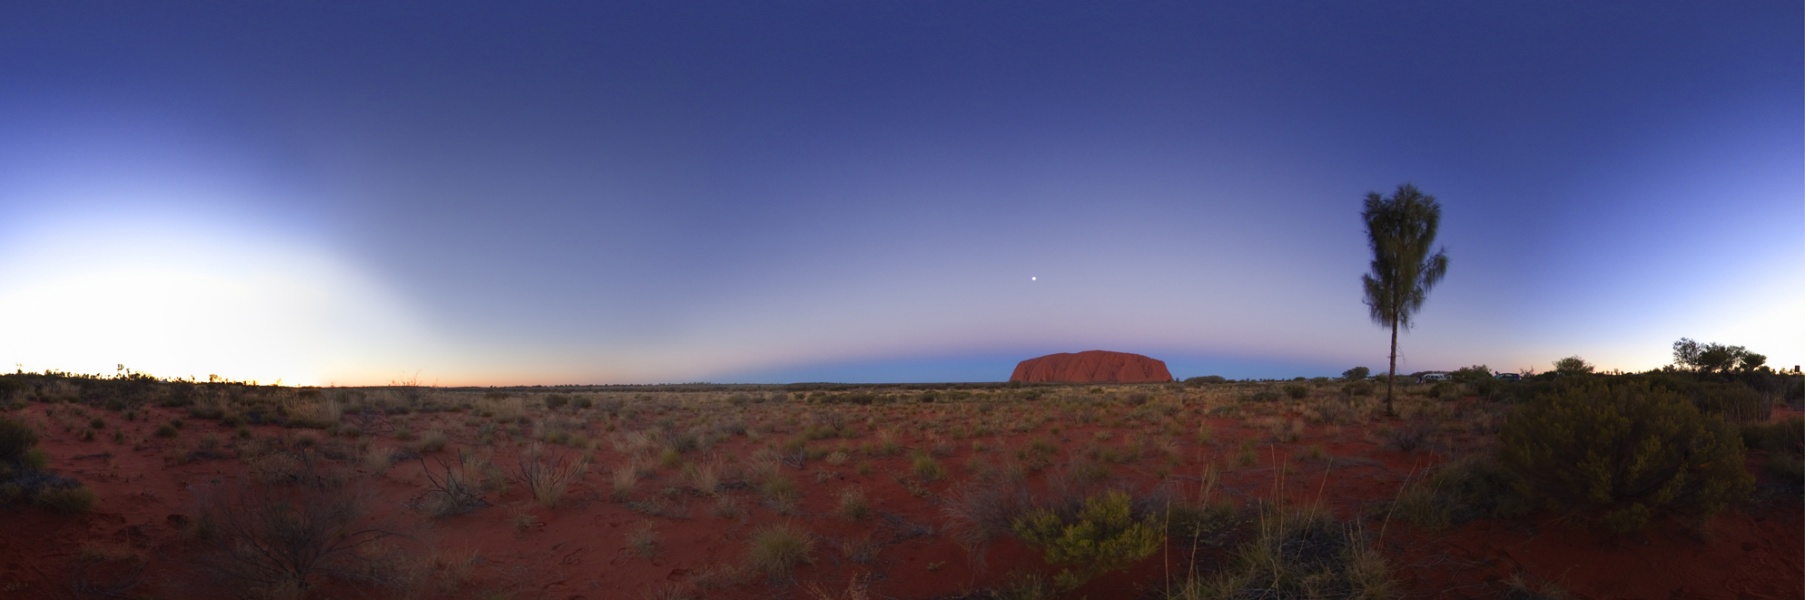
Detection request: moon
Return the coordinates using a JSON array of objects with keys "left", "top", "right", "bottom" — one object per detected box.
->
[{"left": 1030, "top": 276, "right": 1037, "bottom": 281}]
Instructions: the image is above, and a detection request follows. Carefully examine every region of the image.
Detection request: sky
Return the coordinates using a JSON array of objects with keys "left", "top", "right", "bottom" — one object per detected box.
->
[{"left": 1, "top": 2, "right": 1800, "bottom": 386}]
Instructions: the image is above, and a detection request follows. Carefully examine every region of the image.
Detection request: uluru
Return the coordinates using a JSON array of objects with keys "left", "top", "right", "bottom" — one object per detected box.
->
[{"left": 1009, "top": 350, "right": 1173, "bottom": 383}]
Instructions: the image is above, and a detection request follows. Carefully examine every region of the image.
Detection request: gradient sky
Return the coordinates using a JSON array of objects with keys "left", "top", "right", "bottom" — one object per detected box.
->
[{"left": 2, "top": 2, "right": 1800, "bottom": 386}]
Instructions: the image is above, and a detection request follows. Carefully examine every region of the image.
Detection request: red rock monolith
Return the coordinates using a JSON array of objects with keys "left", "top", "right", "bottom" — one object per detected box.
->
[{"left": 1009, "top": 350, "right": 1173, "bottom": 383}]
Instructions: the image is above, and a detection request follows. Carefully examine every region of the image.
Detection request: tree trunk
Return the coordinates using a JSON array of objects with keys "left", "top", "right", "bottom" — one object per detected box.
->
[{"left": 1386, "top": 320, "right": 1398, "bottom": 416}]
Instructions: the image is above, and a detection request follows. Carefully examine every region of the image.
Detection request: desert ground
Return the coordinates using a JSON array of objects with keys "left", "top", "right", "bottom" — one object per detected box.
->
[{"left": 0, "top": 375, "right": 1800, "bottom": 599}]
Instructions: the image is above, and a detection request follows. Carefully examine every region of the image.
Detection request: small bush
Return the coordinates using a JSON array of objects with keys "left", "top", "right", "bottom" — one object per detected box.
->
[
  {"left": 1391, "top": 455, "right": 1529, "bottom": 529},
  {"left": 510, "top": 443, "right": 588, "bottom": 507},
  {"left": 1692, "top": 382, "right": 1770, "bottom": 424},
  {"left": 0, "top": 416, "right": 39, "bottom": 464},
  {"left": 1501, "top": 380, "right": 1754, "bottom": 532},
  {"left": 836, "top": 487, "right": 870, "bottom": 521},
  {"left": 1740, "top": 417, "right": 1804, "bottom": 454},
  {"left": 911, "top": 452, "right": 946, "bottom": 482},
  {"left": 1342, "top": 380, "right": 1375, "bottom": 397},
  {"left": 1343, "top": 367, "right": 1371, "bottom": 381},
  {"left": 1282, "top": 383, "right": 1310, "bottom": 400},
  {"left": 746, "top": 523, "right": 813, "bottom": 580},
  {"left": 1426, "top": 381, "right": 1458, "bottom": 399},
  {"left": 154, "top": 424, "right": 178, "bottom": 438},
  {"left": 33, "top": 485, "right": 96, "bottom": 514},
  {"left": 416, "top": 430, "right": 449, "bottom": 453},
  {"left": 1012, "top": 489, "right": 1163, "bottom": 589},
  {"left": 1184, "top": 376, "right": 1228, "bottom": 386}
]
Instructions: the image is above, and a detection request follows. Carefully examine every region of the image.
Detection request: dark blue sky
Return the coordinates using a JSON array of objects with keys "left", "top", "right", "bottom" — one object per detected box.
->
[{"left": 2, "top": 2, "right": 1799, "bottom": 385}]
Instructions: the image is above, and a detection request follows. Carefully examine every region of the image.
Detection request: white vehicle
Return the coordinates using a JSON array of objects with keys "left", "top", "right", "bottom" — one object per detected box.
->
[{"left": 1418, "top": 372, "right": 1450, "bottom": 383}]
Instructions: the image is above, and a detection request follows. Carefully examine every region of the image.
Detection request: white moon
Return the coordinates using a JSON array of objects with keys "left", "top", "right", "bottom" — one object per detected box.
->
[{"left": 1030, "top": 276, "right": 1037, "bottom": 281}]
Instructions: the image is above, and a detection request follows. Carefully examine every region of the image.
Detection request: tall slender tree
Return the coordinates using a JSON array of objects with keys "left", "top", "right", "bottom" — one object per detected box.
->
[{"left": 1361, "top": 183, "right": 1449, "bottom": 416}]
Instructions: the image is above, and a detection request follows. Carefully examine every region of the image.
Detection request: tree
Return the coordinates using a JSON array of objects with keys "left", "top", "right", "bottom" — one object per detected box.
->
[
  {"left": 1361, "top": 183, "right": 1449, "bottom": 416},
  {"left": 1342, "top": 366, "right": 1370, "bottom": 381},
  {"left": 1673, "top": 338, "right": 1767, "bottom": 377},
  {"left": 1554, "top": 356, "right": 1593, "bottom": 377}
]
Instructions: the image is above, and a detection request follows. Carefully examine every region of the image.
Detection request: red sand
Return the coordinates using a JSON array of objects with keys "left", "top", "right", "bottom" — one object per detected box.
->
[{"left": 2, "top": 394, "right": 1799, "bottom": 599}]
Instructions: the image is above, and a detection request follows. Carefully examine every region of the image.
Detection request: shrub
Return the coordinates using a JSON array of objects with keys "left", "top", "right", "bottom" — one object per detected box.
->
[
  {"left": 1692, "top": 382, "right": 1770, "bottom": 424},
  {"left": 0, "top": 416, "right": 38, "bottom": 465},
  {"left": 33, "top": 485, "right": 96, "bottom": 514},
  {"left": 1343, "top": 367, "right": 1371, "bottom": 381},
  {"left": 1391, "top": 455, "right": 1528, "bottom": 529},
  {"left": 1183, "top": 376, "right": 1227, "bottom": 386},
  {"left": 1426, "top": 381, "right": 1458, "bottom": 399},
  {"left": 154, "top": 424, "right": 178, "bottom": 438},
  {"left": 1341, "top": 380, "right": 1375, "bottom": 397},
  {"left": 410, "top": 455, "right": 488, "bottom": 517},
  {"left": 1282, "top": 383, "right": 1310, "bottom": 400},
  {"left": 942, "top": 476, "right": 1032, "bottom": 566},
  {"left": 746, "top": 523, "right": 813, "bottom": 580},
  {"left": 415, "top": 430, "right": 448, "bottom": 453},
  {"left": 836, "top": 487, "right": 870, "bottom": 521},
  {"left": 1741, "top": 416, "right": 1804, "bottom": 454},
  {"left": 192, "top": 477, "right": 398, "bottom": 594},
  {"left": 1501, "top": 380, "right": 1753, "bottom": 532},
  {"left": 1170, "top": 506, "right": 1392, "bottom": 599},
  {"left": 1011, "top": 489, "right": 1163, "bottom": 589}
]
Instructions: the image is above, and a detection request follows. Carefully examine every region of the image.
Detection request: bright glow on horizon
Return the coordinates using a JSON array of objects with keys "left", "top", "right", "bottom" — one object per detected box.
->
[{"left": 0, "top": 214, "right": 434, "bottom": 386}]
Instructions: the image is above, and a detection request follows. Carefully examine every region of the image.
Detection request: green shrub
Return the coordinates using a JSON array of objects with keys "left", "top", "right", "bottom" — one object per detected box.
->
[
  {"left": 1282, "top": 383, "right": 1310, "bottom": 400},
  {"left": 1692, "top": 382, "right": 1770, "bottom": 424},
  {"left": 1426, "top": 381, "right": 1458, "bottom": 399},
  {"left": 1391, "top": 455, "right": 1529, "bottom": 530},
  {"left": 1740, "top": 417, "right": 1804, "bottom": 454},
  {"left": 154, "top": 423, "right": 179, "bottom": 438},
  {"left": 1249, "top": 390, "right": 1281, "bottom": 402},
  {"left": 1342, "top": 367, "right": 1370, "bottom": 381},
  {"left": 0, "top": 416, "right": 38, "bottom": 464},
  {"left": 1501, "top": 380, "right": 1753, "bottom": 532},
  {"left": 1012, "top": 489, "right": 1163, "bottom": 589},
  {"left": 1184, "top": 376, "right": 1228, "bottom": 386}
]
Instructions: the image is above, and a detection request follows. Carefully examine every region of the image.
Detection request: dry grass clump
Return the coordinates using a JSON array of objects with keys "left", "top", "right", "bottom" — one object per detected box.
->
[
  {"left": 611, "top": 461, "right": 642, "bottom": 501},
  {"left": 1167, "top": 504, "right": 1392, "bottom": 600},
  {"left": 836, "top": 487, "right": 871, "bottom": 521},
  {"left": 681, "top": 458, "right": 721, "bottom": 496},
  {"left": 911, "top": 451, "right": 947, "bottom": 481},
  {"left": 746, "top": 523, "right": 814, "bottom": 580},
  {"left": 511, "top": 443, "right": 589, "bottom": 507}
]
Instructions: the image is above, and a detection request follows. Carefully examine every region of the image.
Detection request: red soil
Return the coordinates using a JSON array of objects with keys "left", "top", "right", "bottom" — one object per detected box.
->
[{"left": 1, "top": 392, "right": 1799, "bottom": 599}]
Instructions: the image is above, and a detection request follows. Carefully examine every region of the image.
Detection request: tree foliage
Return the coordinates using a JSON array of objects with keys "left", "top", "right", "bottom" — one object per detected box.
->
[
  {"left": 1553, "top": 356, "right": 1593, "bottom": 377},
  {"left": 1361, "top": 183, "right": 1449, "bottom": 415},
  {"left": 1672, "top": 338, "right": 1768, "bottom": 376}
]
